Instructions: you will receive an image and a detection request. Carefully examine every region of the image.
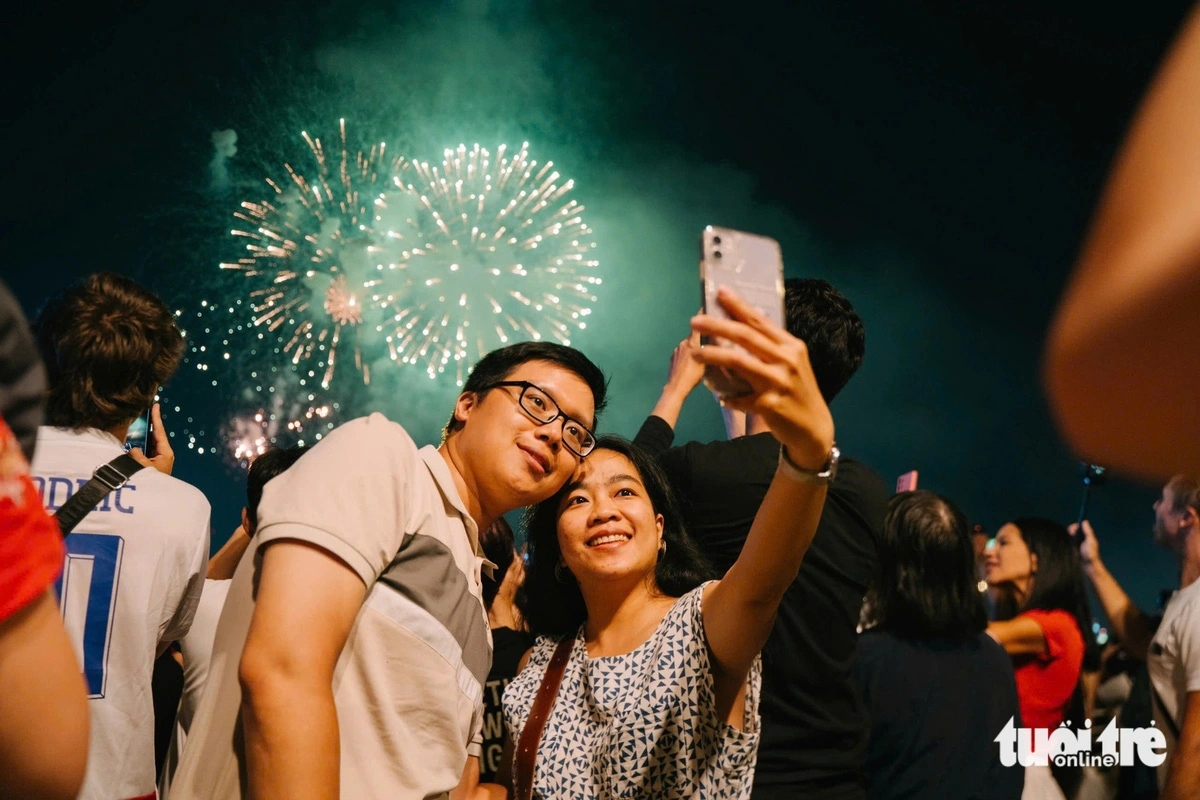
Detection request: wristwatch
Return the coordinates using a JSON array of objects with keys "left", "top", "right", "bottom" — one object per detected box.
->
[{"left": 778, "top": 443, "right": 840, "bottom": 485}]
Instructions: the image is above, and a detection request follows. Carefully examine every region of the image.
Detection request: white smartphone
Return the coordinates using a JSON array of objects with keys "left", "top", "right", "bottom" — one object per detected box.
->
[{"left": 699, "top": 225, "right": 785, "bottom": 397}]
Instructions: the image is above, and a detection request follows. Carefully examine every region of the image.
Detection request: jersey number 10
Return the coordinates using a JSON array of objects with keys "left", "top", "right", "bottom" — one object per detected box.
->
[{"left": 55, "top": 533, "right": 124, "bottom": 698}]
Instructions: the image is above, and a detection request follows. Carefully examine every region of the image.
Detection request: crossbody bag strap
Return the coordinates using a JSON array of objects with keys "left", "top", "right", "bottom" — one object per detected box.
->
[
  {"left": 513, "top": 635, "right": 576, "bottom": 800},
  {"left": 52, "top": 453, "right": 145, "bottom": 537},
  {"left": 1150, "top": 681, "right": 1182, "bottom": 742}
]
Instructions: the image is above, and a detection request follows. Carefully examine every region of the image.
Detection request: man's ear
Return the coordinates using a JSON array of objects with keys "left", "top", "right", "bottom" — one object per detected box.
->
[
  {"left": 1029, "top": 552, "right": 1039, "bottom": 575},
  {"left": 1183, "top": 506, "right": 1199, "bottom": 532},
  {"left": 241, "top": 507, "right": 252, "bottom": 537},
  {"left": 453, "top": 391, "right": 479, "bottom": 428}
]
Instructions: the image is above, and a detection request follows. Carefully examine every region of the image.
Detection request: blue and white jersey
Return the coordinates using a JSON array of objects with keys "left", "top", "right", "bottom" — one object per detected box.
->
[{"left": 31, "top": 426, "right": 209, "bottom": 800}]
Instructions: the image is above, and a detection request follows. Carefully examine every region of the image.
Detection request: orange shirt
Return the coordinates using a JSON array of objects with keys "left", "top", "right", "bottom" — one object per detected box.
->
[{"left": 1011, "top": 608, "right": 1085, "bottom": 729}]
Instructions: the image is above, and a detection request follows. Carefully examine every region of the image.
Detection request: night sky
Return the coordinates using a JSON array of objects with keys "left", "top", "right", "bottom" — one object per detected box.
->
[{"left": 3, "top": 0, "right": 1191, "bottom": 614}]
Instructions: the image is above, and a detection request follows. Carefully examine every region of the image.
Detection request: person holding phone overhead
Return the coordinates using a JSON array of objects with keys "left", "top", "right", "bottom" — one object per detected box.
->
[
  {"left": 634, "top": 276, "right": 886, "bottom": 800},
  {"left": 502, "top": 287, "right": 837, "bottom": 799},
  {"left": 30, "top": 273, "right": 210, "bottom": 800}
]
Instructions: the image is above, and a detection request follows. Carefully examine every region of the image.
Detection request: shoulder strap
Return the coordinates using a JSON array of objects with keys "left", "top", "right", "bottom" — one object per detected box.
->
[
  {"left": 513, "top": 635, "right": 575, "bottom": 800},
  {"left": 53, "top": 453, "right": 145, "bottom": 537},
  {"left": 1150, "top": 680, "right": 1182, "bottom": 741}
]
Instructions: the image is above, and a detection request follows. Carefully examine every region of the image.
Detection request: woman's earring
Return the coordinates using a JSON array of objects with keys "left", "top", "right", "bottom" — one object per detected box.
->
[
  {"left": 555, "top": 562, "right": 573, "bottom": 584},
  {"left": 658, "top": 539, "right": 667, "bottom": 557}
]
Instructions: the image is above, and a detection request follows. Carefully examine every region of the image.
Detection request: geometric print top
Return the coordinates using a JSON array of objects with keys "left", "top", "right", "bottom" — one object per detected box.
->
[{"left": 503, "top": 583, "right": 762, "bottom": 799}]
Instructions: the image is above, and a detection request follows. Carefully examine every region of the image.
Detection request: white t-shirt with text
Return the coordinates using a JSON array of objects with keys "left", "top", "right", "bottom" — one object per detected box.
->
[{"left": 32, "top": 426, "right": 210, "bottom": 800}]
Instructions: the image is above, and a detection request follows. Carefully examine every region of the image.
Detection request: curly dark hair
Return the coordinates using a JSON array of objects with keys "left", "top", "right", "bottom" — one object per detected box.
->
[
  {"left": 522, "top": 436, "right": 713, "bottom": 639},
  {"left": 35, "top": 273, "right": 184, "bottom": 431},
  {"left": 784, "top": 278, "right": 865, "bottom": 403}
]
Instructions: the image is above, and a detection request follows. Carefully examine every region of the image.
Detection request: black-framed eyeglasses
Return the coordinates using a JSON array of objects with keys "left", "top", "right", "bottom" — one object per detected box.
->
[{"left": 488, "top": 380, "right": 596, "bottom": 458}]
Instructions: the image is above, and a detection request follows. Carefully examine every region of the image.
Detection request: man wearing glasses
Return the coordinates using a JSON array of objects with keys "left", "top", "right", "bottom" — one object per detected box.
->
[{"left": 170, "top": 342, "right": 607, "bottom": 800}]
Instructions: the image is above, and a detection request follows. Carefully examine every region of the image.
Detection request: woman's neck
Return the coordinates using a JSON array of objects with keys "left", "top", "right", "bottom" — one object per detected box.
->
[
  {"left": 580, "top": 576, "right": 675, "bottom": 658},
  {"left": 1010, "top": 577, "right": 1035, "bottom": 613}
]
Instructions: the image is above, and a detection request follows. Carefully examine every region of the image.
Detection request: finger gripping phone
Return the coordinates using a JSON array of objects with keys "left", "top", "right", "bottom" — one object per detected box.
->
[{"left": 699, "top": 226, "right": 785, "bottom": 397}]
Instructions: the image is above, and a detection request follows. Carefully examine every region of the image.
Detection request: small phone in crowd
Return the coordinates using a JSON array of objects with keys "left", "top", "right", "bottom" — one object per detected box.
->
[
  {"left": 896, "top": 470, "right": 919, "bottom": 493},
  {"left": 699, "top": 226, "right": 785, "bottom": 398},
  {"left": 124, "top": 407, "right": 154, "bottom": 457}
]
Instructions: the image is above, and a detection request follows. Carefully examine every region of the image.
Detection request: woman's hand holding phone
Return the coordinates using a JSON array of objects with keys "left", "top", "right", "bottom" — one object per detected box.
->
[
  {"left": 691, "top": 287, "right": 834, "bottom": 470},
  {"left": 128, "top": 403, "right": 175, "bottom": 476}
]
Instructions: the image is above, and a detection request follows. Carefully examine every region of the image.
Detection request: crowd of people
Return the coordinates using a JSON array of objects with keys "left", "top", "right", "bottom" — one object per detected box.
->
[
  {"left": 6, "top": 8, "right": 1200, "bottom": 798},
  {"left": 1, "top": 265, "right": 1197, "bottom": 800}
]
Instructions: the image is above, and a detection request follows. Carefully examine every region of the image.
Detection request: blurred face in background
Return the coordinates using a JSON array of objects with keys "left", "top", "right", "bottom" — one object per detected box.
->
[
  {"left": 1153, "top": 485, "right": 1185, "bottom": 550},
  {"left": 985, "top": 523, "right": 1037, "bottom": 602}
]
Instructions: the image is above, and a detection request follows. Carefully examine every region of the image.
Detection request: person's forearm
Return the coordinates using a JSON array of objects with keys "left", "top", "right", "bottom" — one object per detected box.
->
[
  {"left": 209, "top": 527, "right": 251, "bottom": 580},
  {"left": 0, "top": 591, "right": 90, "bottom": 800},
  {"left": 1162, "top": 744, "right": 1200, "bottom": 800},
  {"left": 241, "top": 675, "right": 341, "bottom": 799},
  {"left": 732, "top": 468, "right": 826, "bottom": 602},
  {"left": 720, "top": 406, "right": 745, "bottom": 440},
  {"left": 1044, "top": 8, "right": 1200, "bottom": 480},
  {"left": 1085, "top": 562, "right": 1153, "bottom": 660},
  {"left": 648, "top": 385, "right": 691, "bottom": 429}
]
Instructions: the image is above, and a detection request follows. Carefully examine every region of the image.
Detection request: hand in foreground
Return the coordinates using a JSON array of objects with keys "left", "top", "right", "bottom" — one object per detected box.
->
[
  {"left": 1069, "top": 520, "right": 1102, "bottom": 573},
  {"left": 129, "top": 403, "right": 175, "bottom": 476},
  {"left": 691, "top": 287, "right": 834, "bottom": 469}
]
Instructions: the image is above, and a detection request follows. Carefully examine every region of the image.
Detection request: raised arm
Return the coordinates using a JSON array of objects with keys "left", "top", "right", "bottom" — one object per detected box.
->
[
  {"left": 645, "top": 332, "right": 706, "bottom": 431},
  {"left": 207, "top": 524, "right": 251, "bottom": 580},
  {"left": 691, "top": 288, "right": 835, "bottom": 714},
  {"left": 239, "top": 541, "right": 367, "bottom": 800},
  {"left": 1044, "top": 8, "right": 1200, "bottom": 480},
  {"left": 1071, "top": 520, "right": 1154, "bottom": 660}
]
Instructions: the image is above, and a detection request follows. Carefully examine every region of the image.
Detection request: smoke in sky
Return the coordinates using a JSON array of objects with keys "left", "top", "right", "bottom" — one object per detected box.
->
[
  {"left": 163, "top": 0, "right": 1168, "bottom": 604},
  {"left": 209, "top": 129, "right": 238, "bottom": 190}
]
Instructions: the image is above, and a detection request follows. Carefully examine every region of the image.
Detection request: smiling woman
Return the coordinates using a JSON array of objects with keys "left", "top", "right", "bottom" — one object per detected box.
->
[
  {"left": 497, "top": 287, "right": 837, "bottom": 800},
  {"left": 522, "top": 436, "right": 712, "bottom": 639}
]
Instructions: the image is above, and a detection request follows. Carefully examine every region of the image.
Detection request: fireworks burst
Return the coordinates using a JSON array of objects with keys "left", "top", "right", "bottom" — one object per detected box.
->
[
  {"left": 324, "top": 275, "right": 364, "bottom": 326},
  {"left": 220, "top": 124, "right": 600, "bottom": 388},
  {"left": 220, "top": 119, "right": 405, "bottom": 387},
  {"left": 375, "top": 141, "right": 600, "bottom": 382},
  {"left": 224, "top": 399, "right": 334, "bottom": 468},
  {"left": 167, "top": 302, "right": 344, "bottom": 467}
]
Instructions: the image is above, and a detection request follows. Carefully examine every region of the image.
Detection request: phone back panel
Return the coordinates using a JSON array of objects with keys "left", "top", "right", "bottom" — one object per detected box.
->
[{"left": 700, "top": 226, "right": 784, "bottom": 328}]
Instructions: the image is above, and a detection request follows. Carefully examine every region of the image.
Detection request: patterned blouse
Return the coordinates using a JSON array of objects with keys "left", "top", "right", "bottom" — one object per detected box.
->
[{"left": 502, "top": 583, "right": 762, "bottom": 799}]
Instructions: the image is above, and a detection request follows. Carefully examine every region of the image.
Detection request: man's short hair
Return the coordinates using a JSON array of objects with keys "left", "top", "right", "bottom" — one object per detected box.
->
[
  {"left": 246, "top": 446, "right": 307, "bottom": 533},
  {"left": 1167, "top": 474, "right": 1200, "bottom": 516},
  {"left": 442, "top": 342, "right": 608, "bottom": 441},
  {"left": 784, "top": 278, "right": 865, "bottom": 403},
  {"left": 35, "top": 273, "right": 185, "bottom": 430}
]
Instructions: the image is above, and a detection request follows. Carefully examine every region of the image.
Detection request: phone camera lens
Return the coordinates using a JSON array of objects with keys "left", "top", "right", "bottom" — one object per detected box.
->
[
  {"left": 712, "top": 236, "right": 722, "bottom": 245},
  {"left": 713, "top": 250, "right": 722, "bottom": 259}
]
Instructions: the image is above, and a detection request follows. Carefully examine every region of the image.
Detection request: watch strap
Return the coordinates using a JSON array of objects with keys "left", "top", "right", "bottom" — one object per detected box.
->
[{"left": 778, "top": 443, "right": 839, "bottom": 485}]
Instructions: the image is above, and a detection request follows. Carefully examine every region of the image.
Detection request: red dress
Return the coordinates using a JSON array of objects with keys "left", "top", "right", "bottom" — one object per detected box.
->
[
  {"left": 0, "top": 415, "right": 64, "bottom": 623},
  {"left": 1011, "top": 608, "right": 1085, "bottom": 729}
]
